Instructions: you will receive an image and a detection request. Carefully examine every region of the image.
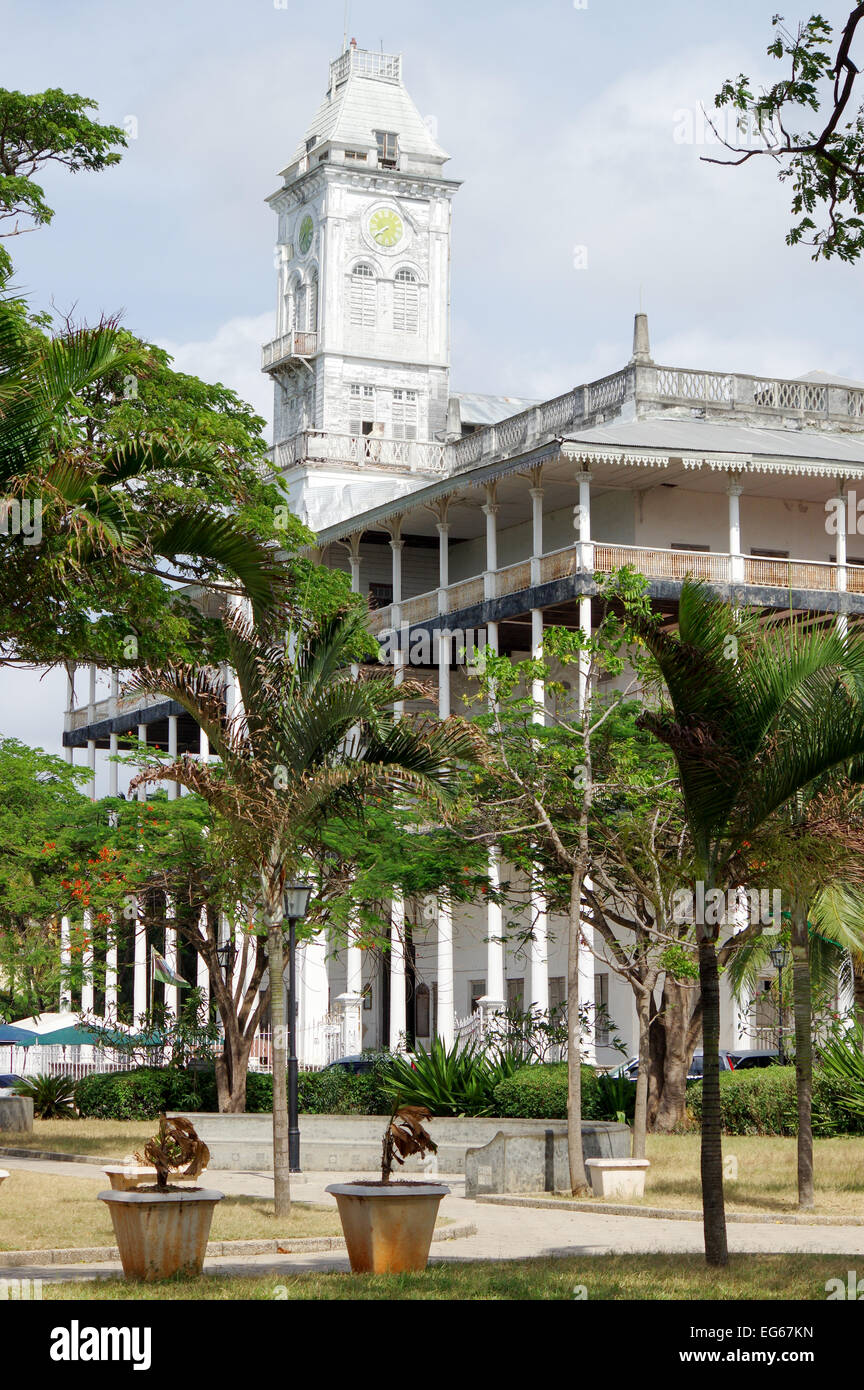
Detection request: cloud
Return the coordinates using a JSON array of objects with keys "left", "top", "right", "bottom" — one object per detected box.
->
[{"left": 162, "top": 312, "right": 275, "bottom": 433}]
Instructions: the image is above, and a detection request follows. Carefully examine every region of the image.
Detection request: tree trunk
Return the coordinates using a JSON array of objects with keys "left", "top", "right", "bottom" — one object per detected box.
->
[
  {"left": 697, "top": 935, "right": 728, "bottom": 1266},
  {"left": 567, "top": 870, "right": 589, "bottom": 1195},
  {"left": 791, "top": 899, "right": 814, "bottom": 1209},
  {"left": 632, "top": 989, "right": 651, "bottom": 1159},
  {"left": 267, "top": 922, "right": 291, "bottom": 1219},
  {"left": 647, "top": 977, "right": 701, "bottom": 1133},
  {"left": 214, "top": 1030, "right": 254, "bottom": 1113}
]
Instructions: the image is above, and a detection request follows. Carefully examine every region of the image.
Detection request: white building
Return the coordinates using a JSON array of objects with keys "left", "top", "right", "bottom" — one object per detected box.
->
[{"left": 62, "top": 41, "right": 864, "bottom": 1068}]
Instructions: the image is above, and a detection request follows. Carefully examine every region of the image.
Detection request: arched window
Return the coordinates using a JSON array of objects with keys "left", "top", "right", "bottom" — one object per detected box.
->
[
  {"left": 350, "top": 263, "right": 377, "bottom": 329},
  {"left": 393, "top": 267, "right": 419, "bottom": 333},
  {"left": 282, "top": 274, "right": 300, "bottom": 336},
  {"left": 304, "top": 272, "right": 318, "bottom": 332}
]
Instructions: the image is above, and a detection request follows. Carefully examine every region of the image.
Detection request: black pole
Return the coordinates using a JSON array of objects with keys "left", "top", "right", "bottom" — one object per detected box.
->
[
  {"left": 777, "top": 962, "right": 785, "bottom": 1066},
  {"left": 287, "top": 915, "right": 301, "bottom": 1172}
]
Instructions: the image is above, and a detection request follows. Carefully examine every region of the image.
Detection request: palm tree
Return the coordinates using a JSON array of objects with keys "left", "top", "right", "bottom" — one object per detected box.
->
[
  {"left": 126, "top": 603, "right": 483, "bottom": 1216},
  {"left": 0, "top": 291, "right": 286, "bottom": 659},
  {"left": 628, "top": 581, "right": 864, "bottom": 1264}
]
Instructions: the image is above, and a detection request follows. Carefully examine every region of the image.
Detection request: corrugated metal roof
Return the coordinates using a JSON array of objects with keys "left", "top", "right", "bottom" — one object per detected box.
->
[
  {"left": 563, "top": 417, "right": 864, "bottom": 468},
  {"left": 455, "top": 391, "right": 540, "bottom": 427}
]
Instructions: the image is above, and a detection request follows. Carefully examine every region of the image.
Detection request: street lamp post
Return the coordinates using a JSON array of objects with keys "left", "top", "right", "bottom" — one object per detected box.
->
[
  {"left": 282, "top": 882, "right": 312, "bottom": 1173},
  {"left": 768, "top": 945, "right": 790, "bottom": 1065}
]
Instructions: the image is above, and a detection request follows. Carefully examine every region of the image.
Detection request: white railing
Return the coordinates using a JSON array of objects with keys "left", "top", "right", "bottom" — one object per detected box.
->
[
  {"left": 262, "top": 331, "right": 318, "bottom": 371},
  {"left": 247, "top": 1020, "right": 343, "bottom": 1073},
  {"left": 330, "top": 47, "right": 401, "bottom": 86},
  {"left": 272, "top": 430, "right": 448, "bottom": 476}
]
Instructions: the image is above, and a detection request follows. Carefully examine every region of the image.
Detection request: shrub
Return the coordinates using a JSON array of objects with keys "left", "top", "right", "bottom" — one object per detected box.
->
[
  {"left": 14, "top": 1073, "right": 76, "bottom": 1119},
  {"left": 381, "top": 1038, "right": 522, "bottom": 1117},
  {"left": 74, "top": 1067, "right": 215, "bottom": 1120},
  {"left": 492, "top": 1064, "right": 602, "bottom": 1120},
  {"left": 686, "top": 1067, "right": 864, "bottom": 1137}
]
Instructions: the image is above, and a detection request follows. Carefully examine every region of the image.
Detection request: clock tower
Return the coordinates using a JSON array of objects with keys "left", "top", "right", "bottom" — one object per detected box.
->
[{"left": 263, "top": 42, "right": 461, "bottom": 528}]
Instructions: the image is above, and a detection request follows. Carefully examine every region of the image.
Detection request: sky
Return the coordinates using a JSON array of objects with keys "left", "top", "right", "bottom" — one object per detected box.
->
[{"left": 3, "top": 0, "right": 864, "bottom": 769}]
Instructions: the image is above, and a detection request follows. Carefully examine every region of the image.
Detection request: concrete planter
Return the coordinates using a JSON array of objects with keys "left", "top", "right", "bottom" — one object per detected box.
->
[
  {"left": 585, "top": 1157, "right": 650, "bottom": 1199},
  {"left": 103, "top": 1166, "right": 209, "bottom": 1192},
  {"left": 98, "top": 1187, "right": 224, "bottom": 1281},
  {"left": 0, "top": 1097, "right": 33, "bottom": 1133},
  {"left": 326, "top": 1182, "right": 450, "bottom": 1273}
]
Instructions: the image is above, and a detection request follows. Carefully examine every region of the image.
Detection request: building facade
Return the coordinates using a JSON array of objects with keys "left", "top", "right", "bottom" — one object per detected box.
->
[{"left": 62, "top": 41, "right": 863, "bottom": 1068}]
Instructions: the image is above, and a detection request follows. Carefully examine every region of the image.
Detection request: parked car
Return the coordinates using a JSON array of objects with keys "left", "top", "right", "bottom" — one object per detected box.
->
[
  {"left": 0, "top": 1074, "right": 22, "bottom": 1097},
  {"left": 611, "top": 1051, "right": 736, "bottom": 1081},
  {"left": 728, "top": 1049, "right": 781, "bottom": 1070},
  {"left": 325, "top": 1051, "right": 416, "bottom": 1074}
]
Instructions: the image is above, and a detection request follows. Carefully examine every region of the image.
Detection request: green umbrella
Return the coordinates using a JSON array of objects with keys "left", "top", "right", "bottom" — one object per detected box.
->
[{"left": 37, "top": 1024, "right": 101, "bottom": 1046}]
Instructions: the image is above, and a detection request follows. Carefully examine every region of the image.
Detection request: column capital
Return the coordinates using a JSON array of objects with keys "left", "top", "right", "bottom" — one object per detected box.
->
[
  {"left": 436, "top": 520, "right": 451, "bottom": 536},
  {"left": 529, "top": 485, "right": 545, "bottom": 501},
  {"left": 481, "top": 502, "right": 499, "bottom": 518},
  {"left": 389, "top": 537, "right": 405, "bottom": 552},
  {"left": 727, "top": 482, "right": 743, "bottom": 498}
]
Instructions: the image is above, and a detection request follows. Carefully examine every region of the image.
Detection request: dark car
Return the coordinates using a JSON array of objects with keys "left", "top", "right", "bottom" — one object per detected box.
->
[
  {"left": 613, "top": 1051, "right": 735, "bottom": 1081},
  {"left": 729, "top": 1049, "right": 781, "bottom": 1070},
  {"left": 325, "top": 1052, "right": 414, "bottom": 1074},
  {"left": 0, "top": 1074, "right": 22, "bottom": 1097}
]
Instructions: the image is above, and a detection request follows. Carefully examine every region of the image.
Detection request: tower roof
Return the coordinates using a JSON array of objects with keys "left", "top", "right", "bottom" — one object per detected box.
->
[{"left": 281, "top": 42, "right": 450, "bottom": 178}]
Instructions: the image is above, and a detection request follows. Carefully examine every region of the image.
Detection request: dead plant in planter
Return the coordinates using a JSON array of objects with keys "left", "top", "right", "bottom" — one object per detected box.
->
[
  {"left": 381, "top": 1105, "right": 437, "bottom": 1182},
  {"left": 135, "top": 1114, "right": 210, "bottom": 1190}
]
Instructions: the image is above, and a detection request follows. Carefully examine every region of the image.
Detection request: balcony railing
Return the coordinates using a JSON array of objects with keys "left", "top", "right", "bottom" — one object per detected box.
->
[
  {"left": 272, "top": 430, "right": 449, "bottom": 475},
  {"left": 364, "top": 542, "right": 864, "bottom": 636},
  {"left": 261, "top": 331, "right": 318, "bottom": 372}
]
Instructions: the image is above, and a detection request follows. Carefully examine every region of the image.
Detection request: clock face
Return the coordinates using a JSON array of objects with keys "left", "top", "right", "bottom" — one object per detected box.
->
[
  {"left": 369, "top": 207, "right": 404, "bottom": 247},
  {"left": 298, "top": 214, "right": 314, "bottom": 255}
]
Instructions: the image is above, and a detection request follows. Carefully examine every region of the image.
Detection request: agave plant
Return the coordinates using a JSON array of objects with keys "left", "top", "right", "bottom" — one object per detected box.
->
[
  {"left": 817, "top": 1025, "right": 864, "bottom": 1118},
  {"left": 14, "top": 1073, "right": 77, "bottom": 1119},
  {"left": 382, "top": 1036, "right": 521, "bottom": 1117}
]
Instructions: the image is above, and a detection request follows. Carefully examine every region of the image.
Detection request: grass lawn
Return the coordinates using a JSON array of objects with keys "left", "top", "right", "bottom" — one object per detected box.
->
[
  {"left": 552, "top": 1134, "right": 864, "bottom": 1217},
  {"left": 46, "top": 1253, "right": 853, "bottom": 1300},
  {"left": 0, "top": 1119, "right": 155, "bottom": 1160},
  {"left": 0, "top": 1171, "right": 340, "bottom": 1250}
]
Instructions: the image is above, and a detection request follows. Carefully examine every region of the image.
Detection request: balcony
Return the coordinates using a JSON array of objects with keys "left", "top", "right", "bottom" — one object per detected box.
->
[
  {"left": 272, "top": 430, "right": 448, "bottom": 476},
  {"left": 261, "top": 331, "right": 318, "bottom": 373},
  {"left": 365, "top": 542, "right": 864, "bottom": 636}
]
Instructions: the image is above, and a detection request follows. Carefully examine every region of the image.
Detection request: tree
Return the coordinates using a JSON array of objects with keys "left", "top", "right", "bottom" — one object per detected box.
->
[
  {"left": 0, "top": 87, "right": 126, "bottom": 272},
  {"left": 706, "top": 7, "right": 864, "bottom": 260},
  {"left": 126, "top": 603, "right": 482, "bottom": 1216},
  {"left": 471, "top": 569, "right": 657, "bottom": 1192},
  {"left": 625, "top": 581, "right": 864, "bottom": 1264}
]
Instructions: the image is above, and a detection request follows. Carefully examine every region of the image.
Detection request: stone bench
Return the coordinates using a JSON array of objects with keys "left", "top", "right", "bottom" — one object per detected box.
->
[
  {"left": 585, "top": 1157, "right": 650, "bottom": 1199},
  {"left": 464, "top": 1122, "right": 631, "bottom": 1197}
]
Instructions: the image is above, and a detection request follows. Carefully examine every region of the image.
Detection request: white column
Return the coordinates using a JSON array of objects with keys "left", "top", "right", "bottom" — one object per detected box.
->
[
  {"left": 530, "top": 484, "right": 544, "bottom": 586},
  {"left": 835, "top": 480, "right": 848, "bottom": 637},
  {"left": 482, "top": 486, "right": 498, "bottom": 599},
  {"left": 338, "top": 912, "right": 364, "bottom": 1056},
  {"left": 137, "top": 723, "right": 147, "bottom": 802},
  {"left": 437, "top": 520, "right": 450, "bottom": 613},
  {"left": 87, "top": 662, "right": 97, "bottom": 719},
  {"left": 391, "top": 534, "right": 405, "bottom": 719},
  {"left": 165, "top": 897, "right": 180, "bottom": 1018},
  {"left": 576, "top": 470, "right": 593, "bottom": 570},
  {"left": 133, "top": 903, "right": 148, "bottom": 1021},
  {"left": 578, "top": 596, "right": 592, "bottom": 718},
  {"left": 390, "top": 535, "right": 403, "bottom": 608},
  {"left": 108, "top": 732, "right": 119, "bottom": 797},
  {"left": 482, "top": 846, "right": 506, "bottom": 1011},
  {"left": 531, "top": 608, "right": 545, "bottom": 724},
  {"left": 199, "top": 725, "right": 209, "bottom": 760},
  {"left": 196, "top": 906, "right": 210, "bottom": 1004},
  {"left": 80, "top": 910, "right": 94, "bottom": 1015},
  {"left": 436, "top": 890, "right": 455, "bottom": 1046},
  {"left": 298, "top": 929, "right": 329, "bottom": 1066},
  {"left": 59, "top": 915, "right": 72, "bottom": 1011},
  {"left": 728, "top": 478, "right": 744, "bottom": 583},
  {"left": 348, "top": 536, "right": 362, "bottom": 594},
  {"left": 389, "top": 892, "right": 407, "bottom": 1050},
  {"left": 105, "top": 929, "right": 118, "bottom": 1017},
  {"left": 87, "top": 738, "right": 96, "bottom": 801},
  {"left": 437, "top": 627, "right": 451, "bottom": 719},
  {"left": 528, "top": 867, "right": 549, "bottom": 1015},
  {"left": 167, "top": 715, "right": 179, "bottom": 799}
]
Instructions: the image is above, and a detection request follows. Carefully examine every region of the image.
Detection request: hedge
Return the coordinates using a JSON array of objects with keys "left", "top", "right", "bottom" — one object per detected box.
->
[
  {"left": 492, "top": 1064, "right": 604, "bottom": 1120},
  {"left": 687, "top": 1066, "right": 864, "bottom": 1137},
  {"left": 74, "top": 1062, "right": 393, "bottom": 1120}
]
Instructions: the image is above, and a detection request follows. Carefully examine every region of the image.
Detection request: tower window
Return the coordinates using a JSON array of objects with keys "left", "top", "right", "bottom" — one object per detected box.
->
[
  {"left": 345, "top": 149, "right": 368, "bottom": 162},
  {"left": 392, "top": 388, "right": 418, "bottom": 441},
  {"left": 349, "top": 383, "right": 376, "bottom": 435},
  {"left": 375, "top": 130, "right": 399, "bottom": 167},
  {"left": 393, "top": 267, "right": 419, "bottom": 334},
  {"left": 350, "top": 264, "right": 377, "bottom": 329}
]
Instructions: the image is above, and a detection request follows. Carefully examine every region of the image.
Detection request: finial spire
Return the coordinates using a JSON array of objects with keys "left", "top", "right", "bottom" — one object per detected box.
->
[{"left": 631, "top": 311, "right": 652, "bottom": 365}]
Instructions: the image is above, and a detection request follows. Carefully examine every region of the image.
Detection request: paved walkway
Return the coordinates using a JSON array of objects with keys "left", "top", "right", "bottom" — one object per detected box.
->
[{"left": 2, "top": 1154, "right": 863, "bottom": 1284}]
